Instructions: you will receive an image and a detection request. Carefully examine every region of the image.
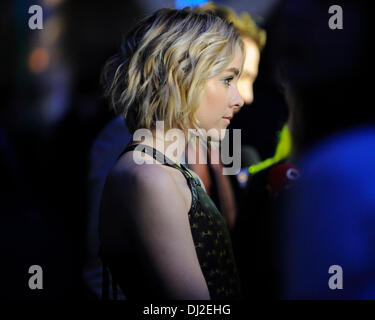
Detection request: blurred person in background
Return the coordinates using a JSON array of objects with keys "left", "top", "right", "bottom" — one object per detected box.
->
[
  {"left": 188, "top": 2, "right": 266, "bottom": 230},
  {"left": 270, "top": 0, "right": 374, "bottom": 299}
]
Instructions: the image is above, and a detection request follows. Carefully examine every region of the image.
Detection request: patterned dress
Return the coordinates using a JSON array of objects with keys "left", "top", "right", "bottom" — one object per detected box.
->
[{"left": 100, "top": 144, "right": 242, "bottom": 300}]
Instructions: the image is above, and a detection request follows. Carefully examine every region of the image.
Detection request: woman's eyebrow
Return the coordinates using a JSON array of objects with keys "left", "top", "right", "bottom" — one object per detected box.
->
[{"left": 224, "top": 67, "right": 240, "bottom": 76}]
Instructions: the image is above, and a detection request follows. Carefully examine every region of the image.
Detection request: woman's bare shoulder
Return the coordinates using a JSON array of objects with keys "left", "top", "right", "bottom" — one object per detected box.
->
[
  {"left": 104, "top": 152, "right": 186, "bottom": 216},
  {"left": 107, "top": 153, "right": 174, "bottom": 188}
]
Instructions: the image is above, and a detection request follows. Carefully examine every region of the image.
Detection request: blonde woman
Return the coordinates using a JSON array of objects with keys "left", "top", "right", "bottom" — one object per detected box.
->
[{"left": 99, "top": 7, "right": 245, "bottom": 300}]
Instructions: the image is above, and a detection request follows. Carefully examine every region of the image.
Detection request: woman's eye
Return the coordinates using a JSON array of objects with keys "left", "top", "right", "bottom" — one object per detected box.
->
[{"left": 223, "top": 77, "right": 233, "bottom": 86}]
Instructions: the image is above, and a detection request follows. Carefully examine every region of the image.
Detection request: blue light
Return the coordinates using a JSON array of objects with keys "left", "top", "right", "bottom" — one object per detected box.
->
[{"left": 175, "top": 0, "right": 209, "bottom": 9}]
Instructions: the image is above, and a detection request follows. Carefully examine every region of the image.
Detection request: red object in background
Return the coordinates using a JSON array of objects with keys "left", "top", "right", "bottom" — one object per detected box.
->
[{"left": 267, "top": 163, "right": 300, "bottom": 193}]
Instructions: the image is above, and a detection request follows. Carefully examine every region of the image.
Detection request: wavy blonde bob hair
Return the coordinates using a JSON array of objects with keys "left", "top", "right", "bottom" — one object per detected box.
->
[{"left": 102, "top": 7, "right": 244, "bottom": 134}]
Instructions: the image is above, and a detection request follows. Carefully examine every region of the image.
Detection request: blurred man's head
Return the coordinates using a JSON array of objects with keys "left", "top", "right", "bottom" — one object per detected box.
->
[
  {"left": 237, "top": 37, "right": 260, "bottom": 105},
  {"left": 201, "top": 2, "right": 266, "bottom": 105}
]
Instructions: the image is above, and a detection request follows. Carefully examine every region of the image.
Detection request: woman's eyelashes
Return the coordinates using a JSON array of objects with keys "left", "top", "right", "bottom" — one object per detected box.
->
[{"left": 223, "top": 77, "right": 234, "bottom": 87}]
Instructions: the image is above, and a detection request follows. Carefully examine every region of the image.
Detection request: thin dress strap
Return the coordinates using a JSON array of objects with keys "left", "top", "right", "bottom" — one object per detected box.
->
[
  {"left": 121, "top": 143, "right": 200, "bottom": 213},
  {"left": 121, "top": 144, "right": 196, "bottom": 181}
]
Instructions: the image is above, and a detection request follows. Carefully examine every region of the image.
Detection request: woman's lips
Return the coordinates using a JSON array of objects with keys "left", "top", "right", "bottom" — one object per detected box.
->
[{"left": 222, "top": 117, "right": 231, "bottom": 124}]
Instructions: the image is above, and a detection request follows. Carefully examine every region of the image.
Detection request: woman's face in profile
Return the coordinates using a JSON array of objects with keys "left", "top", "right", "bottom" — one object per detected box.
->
[{"left": 195, "top": 44, "right": 245, "bottom": 141}]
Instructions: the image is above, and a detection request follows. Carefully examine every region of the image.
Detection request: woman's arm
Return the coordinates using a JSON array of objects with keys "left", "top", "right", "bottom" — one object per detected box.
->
[{"left": 109, "top": 165, "right": 210, "bottom": 299}]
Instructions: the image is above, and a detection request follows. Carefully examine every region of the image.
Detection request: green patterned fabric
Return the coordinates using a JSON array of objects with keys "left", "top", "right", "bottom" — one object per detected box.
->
[
  {"left": 183, "top": 166, "right": 242, "bottom": 299},
  {"left": 100, "top": 143, "right": 242, "bottom": 300}
]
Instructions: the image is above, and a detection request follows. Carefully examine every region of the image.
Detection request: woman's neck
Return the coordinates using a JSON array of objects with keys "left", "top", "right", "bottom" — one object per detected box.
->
[{"left": 131, "top": 128, "right": 188, "bottom": 166}]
